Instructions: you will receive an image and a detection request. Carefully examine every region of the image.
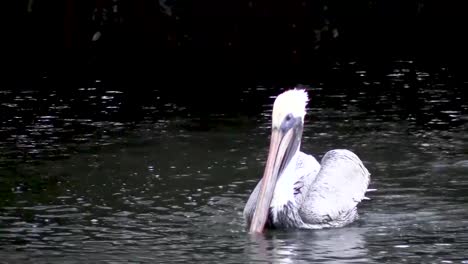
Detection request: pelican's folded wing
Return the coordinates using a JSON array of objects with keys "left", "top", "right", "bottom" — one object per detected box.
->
[{"left": 298, "top": 149, "right": 371, "bottom": 228}]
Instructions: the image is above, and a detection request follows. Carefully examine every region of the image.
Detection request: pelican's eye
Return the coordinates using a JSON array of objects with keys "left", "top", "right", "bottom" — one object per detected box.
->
[{"left": 281, "top": 113, "right": 296, "bottom": 132}]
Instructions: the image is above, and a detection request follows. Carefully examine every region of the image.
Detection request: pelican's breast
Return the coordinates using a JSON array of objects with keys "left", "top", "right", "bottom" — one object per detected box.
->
[{"left": 269, "top": 151, "right": 321, "bottom": 228}]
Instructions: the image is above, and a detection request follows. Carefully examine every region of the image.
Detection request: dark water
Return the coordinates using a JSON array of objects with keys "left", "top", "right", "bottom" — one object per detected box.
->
[{"left": 1, "top": 60, "right": 468, "bottom": 263}]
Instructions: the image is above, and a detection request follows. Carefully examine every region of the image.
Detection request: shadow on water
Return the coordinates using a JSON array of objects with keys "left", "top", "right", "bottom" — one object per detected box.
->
[{"left": 1, "top": 60, "right": 468, "bottom": 263}]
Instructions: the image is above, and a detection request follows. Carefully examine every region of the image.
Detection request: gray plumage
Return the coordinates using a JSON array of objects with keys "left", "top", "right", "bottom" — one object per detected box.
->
[{"left": 244, "top": 149, "right": 371, "bottom": 230}]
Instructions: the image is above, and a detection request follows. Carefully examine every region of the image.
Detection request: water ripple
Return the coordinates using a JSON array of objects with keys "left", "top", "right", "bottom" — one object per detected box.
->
[{"left": 1, "top": 61, "right": 468, "bottom": 263}]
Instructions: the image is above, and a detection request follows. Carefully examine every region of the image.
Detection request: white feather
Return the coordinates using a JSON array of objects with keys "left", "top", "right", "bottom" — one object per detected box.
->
[{"left": 272, "top": 89, "right": 309, "bottom": 128}]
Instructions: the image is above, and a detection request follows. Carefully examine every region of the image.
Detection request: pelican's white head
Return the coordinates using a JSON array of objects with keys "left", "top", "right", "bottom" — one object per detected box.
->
[{"left": 272, "top": 89, "right": 309, "bottom": 129}]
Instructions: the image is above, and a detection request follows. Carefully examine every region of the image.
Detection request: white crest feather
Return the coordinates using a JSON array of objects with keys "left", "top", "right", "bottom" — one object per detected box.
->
[{"left": 272, "top": 89, "right": 309, "bottom": 128}]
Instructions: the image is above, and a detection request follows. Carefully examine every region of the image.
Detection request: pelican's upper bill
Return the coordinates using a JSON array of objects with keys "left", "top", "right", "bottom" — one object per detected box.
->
[{"left": 272, "top": 89, "right": 309, "bottom": 129}]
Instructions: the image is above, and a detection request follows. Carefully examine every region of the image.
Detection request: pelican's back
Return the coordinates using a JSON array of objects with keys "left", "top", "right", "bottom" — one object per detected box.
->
[{"left": 299, "top": 149, "right": 370, "bottom": 228}]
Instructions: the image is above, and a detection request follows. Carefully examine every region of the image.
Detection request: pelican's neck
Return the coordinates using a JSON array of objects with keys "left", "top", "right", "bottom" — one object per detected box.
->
[
  {"left": 270, "top": 146, "right": 301, "bottom": 220},
  {"left": 280, "top": 144, "right": 300, "bottom": 179}
]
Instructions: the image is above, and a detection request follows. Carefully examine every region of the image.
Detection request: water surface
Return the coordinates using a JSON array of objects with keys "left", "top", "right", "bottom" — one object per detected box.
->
[{"left": 1, "top": 60, "right": 468, "bottom": 263}]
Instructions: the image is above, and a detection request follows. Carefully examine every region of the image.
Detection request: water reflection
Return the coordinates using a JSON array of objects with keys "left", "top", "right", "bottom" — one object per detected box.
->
[
  {"left": 246, "top": 227, "right": 369, "bottom": 263},
  {"left": 1, "top": 60, "right": 468, "bottom": 263}
]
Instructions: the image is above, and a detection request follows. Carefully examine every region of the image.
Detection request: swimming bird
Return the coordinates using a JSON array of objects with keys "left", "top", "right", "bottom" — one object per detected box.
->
[{"left": 243, "top": 89, "right": 372, "bottom": 233}]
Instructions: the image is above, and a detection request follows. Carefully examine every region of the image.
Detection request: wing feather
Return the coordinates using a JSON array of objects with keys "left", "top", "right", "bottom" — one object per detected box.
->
[{"left": 299, "top": 149, "right": 370, "bottom": 228}]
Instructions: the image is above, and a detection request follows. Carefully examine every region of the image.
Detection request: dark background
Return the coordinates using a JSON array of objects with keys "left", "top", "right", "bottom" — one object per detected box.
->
[{"left": 5, "top": 0, "right": 468, "bottom": 91}]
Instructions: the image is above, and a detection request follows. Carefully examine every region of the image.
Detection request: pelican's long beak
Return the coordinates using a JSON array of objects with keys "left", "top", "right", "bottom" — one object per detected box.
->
[{"left": 249, "top": 117, "right": 303, "bottom": 233}]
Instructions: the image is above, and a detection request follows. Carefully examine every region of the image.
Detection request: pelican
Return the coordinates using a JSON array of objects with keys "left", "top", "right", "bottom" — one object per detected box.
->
[{"left": 243, "top": 89, "right": 372, "bottom": 233}]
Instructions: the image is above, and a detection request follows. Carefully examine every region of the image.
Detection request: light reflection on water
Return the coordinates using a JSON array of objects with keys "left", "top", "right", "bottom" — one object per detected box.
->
[{"left": 1, "top": 60, "right": 468, "bottom": 263}]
